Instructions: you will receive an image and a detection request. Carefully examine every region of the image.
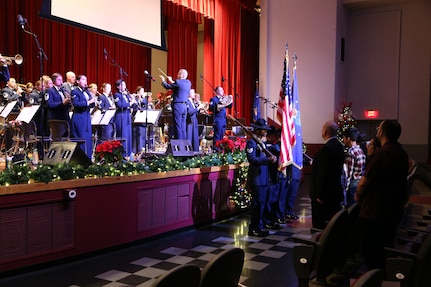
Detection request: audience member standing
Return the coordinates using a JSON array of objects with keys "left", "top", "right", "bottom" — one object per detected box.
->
[
  {"left": 71, "top": 75, "right": 96, "bottom": 159},
  {"left": 366, "top": 136, "right": 381, "bottom": 161},
  {"left": 159, "top": 69, "right": 191, "bottom": 140},
  {"left": 342, "top": 127, "right": 366, "bottom": 207},
  {"left": 246, "top": 118, "right": 277, "bottom": 237},
  {"left": 356, "top": 120, "right": 409, "bottom": 270},
  {"left": 309, "top": 121, "right": 345, "bottom": 229}
]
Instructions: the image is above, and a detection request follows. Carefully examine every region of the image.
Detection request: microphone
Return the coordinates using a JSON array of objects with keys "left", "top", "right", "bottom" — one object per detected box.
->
[
  {"left": 17, "top": 14, "right": 26, "bottom": 29},
  {"left": 144, "top": 70, "right": 155, "bottom": 82},
  {"left": 221, "top": 76, "right": 226, "bottom": 82},
  {"left": 103, "top": 48, "right": 108, "bottom": 60}
]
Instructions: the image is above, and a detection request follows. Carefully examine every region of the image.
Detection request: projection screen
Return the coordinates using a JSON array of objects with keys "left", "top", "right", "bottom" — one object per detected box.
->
[{"left": 40, "top": 0, "right": 165, "bottom": 50}]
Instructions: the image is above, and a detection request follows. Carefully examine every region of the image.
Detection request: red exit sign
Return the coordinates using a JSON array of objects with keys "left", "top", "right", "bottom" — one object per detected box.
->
[{"left": 365, "top": 110, "right": 378, "bottom": 118}]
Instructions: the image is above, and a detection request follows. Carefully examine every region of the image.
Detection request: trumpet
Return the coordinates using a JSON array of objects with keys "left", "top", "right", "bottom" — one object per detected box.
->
[{"left": 1, "top": 54, "right": 23, "bottom": 65}]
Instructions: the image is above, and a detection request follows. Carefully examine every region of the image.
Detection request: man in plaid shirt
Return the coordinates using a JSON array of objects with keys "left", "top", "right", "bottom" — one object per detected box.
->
[{"left": 342, "top": 127, "right": 366, "bottom": 207}]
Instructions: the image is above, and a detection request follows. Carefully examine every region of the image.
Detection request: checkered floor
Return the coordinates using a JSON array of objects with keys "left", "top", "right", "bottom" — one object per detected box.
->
[
  {"left": 0, "top": 193, "right": 313, "bottom": 287},
  {"left": 67, "top": 201, "right": 313, "bottom": 287}
]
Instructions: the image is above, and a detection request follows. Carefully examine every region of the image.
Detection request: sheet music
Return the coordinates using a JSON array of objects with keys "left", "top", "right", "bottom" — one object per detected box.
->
[
  {"left": 0, "top": 101, "right": 18, "bottom": 118},
  {"left": 134, "top": 109, "right": 162, "bottom": 125},
  {"left": 100, "top": 109, "right": 116, "bottom": 125},
  {"left": 16, "top": 105, "right": 41, "bottom": 124},
  {"left": 91, "top": 109, "right": 116, "bottom": 126},
  {"left": 91, "top": 110, "right": 104, "bottom": 125}
]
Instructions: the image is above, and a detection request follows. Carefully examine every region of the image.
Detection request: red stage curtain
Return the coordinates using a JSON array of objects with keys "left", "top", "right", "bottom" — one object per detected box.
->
[
  {"left": 164, "top": 1, "right": 199, "bottom": 88},
  {"left": 202, "top": 0, "right": 259, "bottom": 122},
  {"left": 2, "top": 0, "right": 151, "bottom": 93},
  {"left": 166, "top": 0, "right": 215, "bottom": 19},
  {"left": 239, "top": 4, "right": 260, "bottom": 122}
]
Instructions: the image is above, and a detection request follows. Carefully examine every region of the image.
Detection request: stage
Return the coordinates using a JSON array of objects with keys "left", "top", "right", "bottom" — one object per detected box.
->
[{"left": 0, "top": 164, "right": 243, "bottom": 272}]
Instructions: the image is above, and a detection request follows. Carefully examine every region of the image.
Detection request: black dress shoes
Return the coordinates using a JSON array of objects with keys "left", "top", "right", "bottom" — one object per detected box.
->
[
  {"left": 264, "top": 223, "right": 282, "bottom": 230},
  {"left": 276, "top": 218, "right": 286, "bottom": 224},
  {"left": 286, "top": 212, "right": 299, "bottom": 220},
  {"left": 248, "top": 229, "right": 269, "bottom": 237}
]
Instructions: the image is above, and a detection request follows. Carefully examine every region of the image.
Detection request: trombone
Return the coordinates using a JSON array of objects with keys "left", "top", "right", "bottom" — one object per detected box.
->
[{"left": 0, "top": 54, "right": 23, "bottom": 65}]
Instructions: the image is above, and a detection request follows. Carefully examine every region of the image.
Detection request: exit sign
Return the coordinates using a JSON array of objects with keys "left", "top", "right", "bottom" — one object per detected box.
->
[{"left": 365, "top": 110, "right": 378, "bottom": 119}]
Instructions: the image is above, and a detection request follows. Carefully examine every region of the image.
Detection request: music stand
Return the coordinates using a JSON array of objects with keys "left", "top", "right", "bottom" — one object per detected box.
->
[
  {"left": 91, "top": 109, "right": 116, "bottom": 155},
  {"left": 0, "top": 101, "right": 18, "bottom": 118},
  {"left": 134, "top": 109, "right": 162, "bottom": 156},
  {"left": 16, "top": 105, "right": 41, "bottom": 124}
]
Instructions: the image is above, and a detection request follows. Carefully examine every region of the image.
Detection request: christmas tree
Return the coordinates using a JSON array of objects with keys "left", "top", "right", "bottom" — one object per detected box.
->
[{"left": 337, "top": 102, "right": 357, "bottom": 142}]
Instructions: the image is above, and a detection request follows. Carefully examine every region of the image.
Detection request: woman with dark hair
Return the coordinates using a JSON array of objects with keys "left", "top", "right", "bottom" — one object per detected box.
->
[
  {"left": 366, "top": 136, "right": 381, "bottom": 160},
  {"left": 113, "top": 79, "right": 135, "bottom": 155}
]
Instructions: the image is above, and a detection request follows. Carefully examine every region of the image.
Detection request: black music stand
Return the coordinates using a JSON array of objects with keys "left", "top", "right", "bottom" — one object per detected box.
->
[{"left": 134, "top": 109, "right": 162, "bottom": 156}]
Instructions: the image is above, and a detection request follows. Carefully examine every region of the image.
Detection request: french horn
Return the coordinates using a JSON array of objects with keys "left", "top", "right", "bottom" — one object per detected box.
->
[{"left": 217, "top": 95, "right": 233, "bottom": 111}]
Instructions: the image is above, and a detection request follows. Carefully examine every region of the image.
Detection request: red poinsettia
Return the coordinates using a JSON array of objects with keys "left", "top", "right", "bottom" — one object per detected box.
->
[
  {"left": 95, "top": 140, "right": 125, "bottom": 163},
  {"left": 215, "top": 137, "right": 246, "bottom": 154}
]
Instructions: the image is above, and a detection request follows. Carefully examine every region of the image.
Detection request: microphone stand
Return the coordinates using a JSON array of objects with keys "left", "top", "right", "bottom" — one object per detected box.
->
[
  {"left": 104, "top": 49, "right": 128, "bottom": 80},
  {"left": 259, "top": 96, "right": 277, "bottom": 122},
  {"left": 144, "top": 75, "right": 151, "bottom": 159},
  {"left": 200, "top": 74, "right": 215, "bottom": 125},
  {"left": 20, "top": 19, "right": 48, "bottom": 160},
  {"left": 222, "top": 77, "right": 239, "bottom": 117}
]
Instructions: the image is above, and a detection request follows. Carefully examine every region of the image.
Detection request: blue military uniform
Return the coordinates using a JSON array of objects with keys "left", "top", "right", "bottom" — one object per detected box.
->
[
  {"left": 209, "top": 95, "right": 232, "bottom": 144},
  {"left": 186, "top": 98, "right": 200, "bottom": 152},
  {"left": 161, "top": 79, "right": 191, "bottom": 140},
  {"left": 96, "top": 93, "right": 115, "bottom": 140},
  {"left": 113, "top": 91, "right": 132, "bottom": 155},
  {"left": 0, "top": 66, "right": 10, "bottom": 82},
  {"left": 71, "top": 88, "right": 93, "bottom": 158},
  {"left": 46, "top": 86, "right": 71, "bottom": 122},
  {"left": 246, "top": 118, "right": 274, "bottom": 237}
]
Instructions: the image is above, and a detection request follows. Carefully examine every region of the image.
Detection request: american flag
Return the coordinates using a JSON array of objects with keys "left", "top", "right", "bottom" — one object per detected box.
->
[{"left": 278, "top": 44, "right": 296, "bottom": 172}]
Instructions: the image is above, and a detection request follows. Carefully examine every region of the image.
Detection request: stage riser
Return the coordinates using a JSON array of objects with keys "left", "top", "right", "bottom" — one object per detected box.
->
[{"left": 0, "top": 165, "right": 240, "bottom": 272}]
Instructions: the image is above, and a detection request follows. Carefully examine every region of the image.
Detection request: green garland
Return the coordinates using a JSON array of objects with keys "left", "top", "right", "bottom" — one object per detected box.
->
[{"left": 1, "top": 138, "right": 251, "bottom": 209}]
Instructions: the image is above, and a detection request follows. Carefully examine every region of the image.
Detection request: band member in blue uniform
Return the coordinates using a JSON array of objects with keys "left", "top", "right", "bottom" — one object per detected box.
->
[
  {"left": 46, "top": 73, "right": 72, "bottom": 122},
  {"left": 186, "top": 89, "right": 202, "bottom": 152},
  {"left": 159, "top": 69, "right": 191, "bottom": 140},
  {"left": 97, "top": 83, "right": 116, "bottom": 140},
  {"left": 246, "top": 118, "right": 277, "bottom": 237},
  {"left": 209, "top": 86, "right": 232, "bottom": 145},
  {"left": 1, "top": 77, "right": 22, "bottom": 112},
  {"left": 71, "top": 74, "right": 96, "bottom": 159},
  {"left": 113, "top": 79, "right": 135, "bottom": 155},
  {"left": 61, "top": 71, "right": 76, "bottom": 97},
  {"left": 0, "top": 56, "right": 10, "bottom": 82}
]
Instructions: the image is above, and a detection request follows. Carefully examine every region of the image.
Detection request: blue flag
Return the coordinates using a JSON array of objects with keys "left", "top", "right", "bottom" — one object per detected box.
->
[
  {"left": 252, "top": 82, "right": 260, "bottom": 122},
  {"left": 291, "top": 58, "right": 303, "bottom": 169}
]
